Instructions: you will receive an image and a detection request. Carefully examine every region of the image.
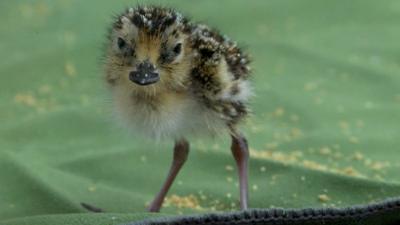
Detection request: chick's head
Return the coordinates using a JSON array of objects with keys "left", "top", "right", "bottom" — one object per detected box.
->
[{"left": 105, "top": 6, "right": 192, "bottom": 95}]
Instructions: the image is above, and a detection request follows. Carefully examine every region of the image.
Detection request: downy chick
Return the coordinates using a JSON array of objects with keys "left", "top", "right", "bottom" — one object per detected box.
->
[{"left": 104, "top": 5, "right": 252, "bottom": 212}]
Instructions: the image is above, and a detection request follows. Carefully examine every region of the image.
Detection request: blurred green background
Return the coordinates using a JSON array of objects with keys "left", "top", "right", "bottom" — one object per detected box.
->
[{"left": 1, "top": 0, "right": 400, "bottom": 224}]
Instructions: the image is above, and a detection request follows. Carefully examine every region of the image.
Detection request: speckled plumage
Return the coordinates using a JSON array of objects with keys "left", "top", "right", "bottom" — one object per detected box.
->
[
  {"left": 104, "top": 5, "right": 252, "bottom": 140},
  {"left": 102, "top": 5, "right": 253, "bottom": 212}
]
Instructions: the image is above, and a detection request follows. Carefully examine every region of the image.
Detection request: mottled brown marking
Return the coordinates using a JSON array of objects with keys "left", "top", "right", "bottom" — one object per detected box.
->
[{"left": 230, "top": 83, "right": 240, "bottom": 95}]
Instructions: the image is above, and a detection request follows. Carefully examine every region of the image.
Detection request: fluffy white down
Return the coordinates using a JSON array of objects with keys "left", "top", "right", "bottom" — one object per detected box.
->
[{"left": 111, "top": 87, "right": 228, "bottom": 141}]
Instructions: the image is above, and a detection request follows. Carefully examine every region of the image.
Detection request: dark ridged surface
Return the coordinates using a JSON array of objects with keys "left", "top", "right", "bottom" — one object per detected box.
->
[{"left": 126, "top": 198, "right": 400, "bottom": 225}]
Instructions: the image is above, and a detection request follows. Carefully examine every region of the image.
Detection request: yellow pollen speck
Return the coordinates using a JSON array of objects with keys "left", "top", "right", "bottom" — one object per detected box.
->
[
  {"left": 252, "top": 149, "right": 368, "bottom": 178},
  {"left": 352, "top": 152, "right": 364, "bottom": 161},
  {"left": 341, "top": 167, "right": 362, "bottom": 177},
  {"left": 36, "top": 2, "right": 50, "bottom": 16},
  {"left": 265, "top": 142, "right": 279, "bottom": 149},
  {"left": 290, "top": 128, "right": 303, "bottom": 138},
  {"left": 339, "top": 120, "right": 349, "bottom": 130},
  {"left": 303, "top": 160, "right": 327, "bottom": 171},
  {"left": 163, "top": 194, "right": 202, "bottom": 210},
  {"left": 307, "top": 148, "right": 315, "bottom": 153},
  {"left": 333, "top": 152, "right": 343, "bottom": 159},
  {"left": 38, "top": 85, "right": 52, "bottom": 94},
  {"left": 340, "top": 72, "right": 350, "bottom": 80},
  {"left": 19, "top": 4, "right": 34, "bottom": 18},
  {"left": 211, "top": 143, "right": 220, "bottom": 150},
  {"left": 19, "top": 2, "right": 50, "bottom": 19},
  {"left": 62, "top": 31, "right": 77, "bottom": 46},
  {"left": 349, "top": 136, "right": 359, "bottom": 144},
  {"left": 260, "top": 166, "right": 266, "bottom": 172},
  {"left": 250, "top": 148, "right": 302, "bottom": 165},
  {"left": 252, "top": 184, "right": 258, "bottom": 191},
  {"left": 88, "top": 186, "right": 96, "bottom": 192},
  {"left": 256, "top": 24, "right": 269, "bottom": 36},
  {"left": 374, "top": 174, "right": 384, "bottom": 180},
  {"left": 225, "top": 165, "right": 234, "bottom": 171},
  {"left": 80, "top": 95, "right": 90, "bottom": 105},
  {"left": 370, "top": 162, "right": 388, "bottom": 171},
  {"left": 319, "top": 147, "right": 331, "bottom": 155},
  {"left": 65, "top": 61, "right": 77, "bottom": 77},
  {"left": 226, "top": 177, "right": 233, "bottom": 183},
  {"left": 304, "top": 82, "right": 318, "bottom": 91},
  {"left": 314, "top": 96, "right": 323, "bottom": 104},
  {"left": 14, "top": 93, "right": 37, "bottom": 107},
  {"left": 318, "top": 194, "right": 331, "bottom": 202},
  {"left": 290, "top": 114, "right": 299, "bottom": 122},
  {"left": 364, "top": 159, "right": 372, "bottom": 166},
  {"left": 395, "top": 94, "right": 400, "bottom": 103},
  {"left": 273, "top": 132, "right": 282, "bottom": 140},
  {"left": 274, "top": 107, "right": 285, "bottom": 117},
  {"left": 356, "top": 120, "right": 365, "bottom": 128}
]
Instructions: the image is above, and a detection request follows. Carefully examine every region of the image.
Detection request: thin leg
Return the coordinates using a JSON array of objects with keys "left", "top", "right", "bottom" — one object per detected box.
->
[
  {"left": 147, "top": 139, "right": 189, "bottom": 212},
  {"left": 230, "top": 131, "right": 249, "bottom": 210}
]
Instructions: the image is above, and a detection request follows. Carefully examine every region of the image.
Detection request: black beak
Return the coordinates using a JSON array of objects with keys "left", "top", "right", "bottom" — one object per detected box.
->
[{"left": 129, "top": 61, "right": 159, "bottom": 86}]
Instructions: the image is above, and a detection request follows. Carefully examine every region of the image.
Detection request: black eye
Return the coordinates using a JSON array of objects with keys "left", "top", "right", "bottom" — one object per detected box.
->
[
  {"left": 117, "top": 37, "right": 134, "bottom": 57},
  {"left": 117, "top": 37, "right": 126, "bottom": 50},
  {"left": 173, "top": 43, "right": 182, "bottom": 54}
]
